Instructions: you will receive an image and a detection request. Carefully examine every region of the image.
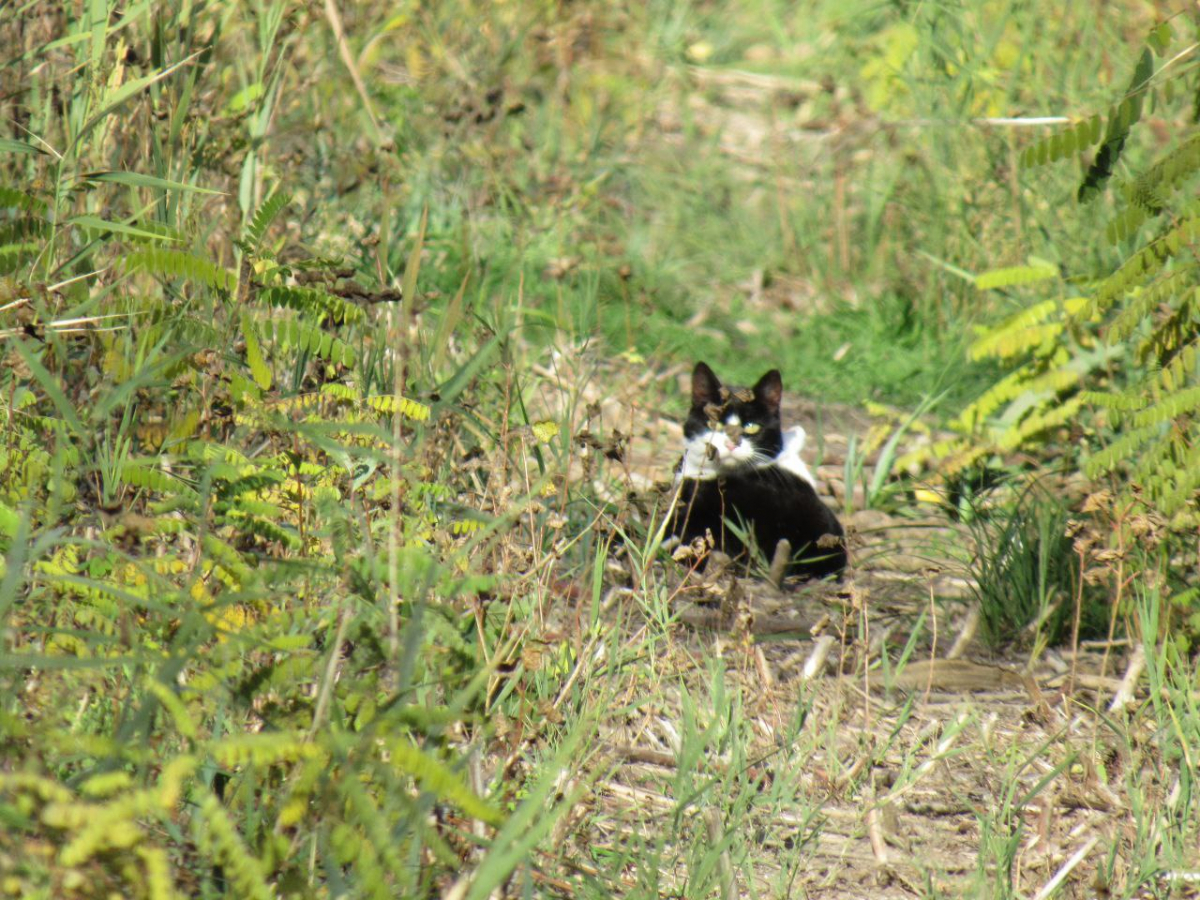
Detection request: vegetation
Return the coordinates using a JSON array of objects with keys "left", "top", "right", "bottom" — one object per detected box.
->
[{"left": 1, "top": 2, "right": 1198, "bottom": 898}]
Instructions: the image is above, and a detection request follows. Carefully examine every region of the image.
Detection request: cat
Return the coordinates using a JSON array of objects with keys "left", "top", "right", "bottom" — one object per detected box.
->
[{"left": 666, "top": 361, "right": 846, "bottom": 580}]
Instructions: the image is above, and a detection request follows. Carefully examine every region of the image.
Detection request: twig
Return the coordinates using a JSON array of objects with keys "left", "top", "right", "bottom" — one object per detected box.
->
[
  {"left": 552, "top": 629, "right": 602, "bottom": 710},
  {"left": 754, "top": 645, "right": 775, "bottom": 690},
  {"left": 309, "top": 602, "right": 352, "bottom": 739},
  {"left": 971, "top": 116, "right": 1070, "bottom": 126},
  {"left": 608, "top": 744, "right": 677, "bottom": 768},
  {"left": 322, "top": 0, "right": 383, "bottom": 141},
  {"left": 801, "top": 635, "right": 836, "bottom": 681},
  {"left": 865, "top": 806, "right": 890, "bottom": 865},
  {"left": 1108, "top": 644, "right": 1146, "bottom": 713},
  {"left": 703, "top": 808, "right": 736, "bottom": 900},
  {"left": 767, "top": 538, "right": 791, "bottom": 590},
  {"left": 1031, "top": 836, "right": 1099, "bottom": 900},
  {"left": 946, "top": 604, "right": 979, "bottom": 659}
]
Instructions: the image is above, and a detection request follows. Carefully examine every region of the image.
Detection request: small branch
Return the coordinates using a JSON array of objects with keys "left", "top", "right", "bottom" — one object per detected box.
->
[
  {"left": 946, "top": 604, "right": 980, "bottom": 660},
  {"left": 323, "top": 0, "right": 383, "bottom": 141},
  {"left": 1108, "top": 644, "right": 1146, "bottom": 713},
  {"left": 865, "top": 805, "right": 890, "bottom": 865},
  {"left": 703, "top": 809, "right": 736, "bottom": 900},
  {"left": 972, "top": 116, "right": 1071, "bottom": 126},
  {"left": 1032, "top": 836, "right": 1099, "bottom": 900},
  {"left": 767, "top": 539, "right": 791, "bottom": 591},
  {"left": 801, "top": 634, "right": 837, "bottom": 681},
  {"left": 309, "top": 602, "right": 352, "bottom": 739}
]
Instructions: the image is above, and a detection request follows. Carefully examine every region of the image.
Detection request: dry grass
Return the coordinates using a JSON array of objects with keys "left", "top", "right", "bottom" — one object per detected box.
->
[
  {"left": 3, "top": 3, "right": 1195, "bottom": 898},
  {"left": 466, "top": 352, "right": 1189, "bottom": 900}
]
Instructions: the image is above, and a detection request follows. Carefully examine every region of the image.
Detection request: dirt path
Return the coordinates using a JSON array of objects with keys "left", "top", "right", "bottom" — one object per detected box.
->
[{"left": 529, "top": 352, "right": 1135, "bottom": 897}]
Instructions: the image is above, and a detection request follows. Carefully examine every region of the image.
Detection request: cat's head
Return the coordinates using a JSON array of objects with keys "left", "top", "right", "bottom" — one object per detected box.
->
[{"left": 681, "top": 361, "right": 784, "bottom": 477}]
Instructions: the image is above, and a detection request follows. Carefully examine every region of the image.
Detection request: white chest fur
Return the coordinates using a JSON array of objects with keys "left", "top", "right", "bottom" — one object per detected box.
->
[{"left": 675, "top": 425, "right": 816, "bottom": 488}]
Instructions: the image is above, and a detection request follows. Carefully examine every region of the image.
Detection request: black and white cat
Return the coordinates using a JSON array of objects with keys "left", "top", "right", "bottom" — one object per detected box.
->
[{"left": 666, "top": 362, "right": 846, "bottom": 580}]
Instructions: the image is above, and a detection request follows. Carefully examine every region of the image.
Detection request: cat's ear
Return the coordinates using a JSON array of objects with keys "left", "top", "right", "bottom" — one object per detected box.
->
[
  {"left": 692, "top": 361, "right": 721, "bottom": 408},
  {"left": 754, "top": 369, "right": 783, "bottom": 412}
]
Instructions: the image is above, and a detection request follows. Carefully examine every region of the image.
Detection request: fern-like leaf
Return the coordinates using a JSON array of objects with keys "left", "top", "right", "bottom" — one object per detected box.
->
[
  {"left": 0, "top": 241, "right": 37, "bottom": 275},
  {"left": 974, "top": 260, "right": 1059, "bottom": 291},
  {"left": 997, "top": 396, "right": 1083, "bottom": 450},
  {"left": 265, "top": 318, "right": 356, "bottom": 367},
  {"left": 0, "top": 216, "right": 49, "bottom": 245},
  {"left": 244, "top": 192, "right": 290, "bottom": 250},
  {"left": 320, "top": 383, "right": 361, "bottom": 403},
  {"left": 120, "top": 461, "right": 198, "bottom": 499},
  {"left": 365, "top": 394, "right": 431, "bottom": 421},
  {"left": 1123, "top": 132, "right": 1200, "bottom": 224},
  {"left": 1157, "top": 340, "right": 1200, "bottom": 393},
  {"left": 217, "top": 470, "right": 284, "bottom": 500},
  {"left": 1132, "top": 385, "right": 1200, "bottom": 427},
  {"left": 0, "top": 187, "right": 46, "bottom": 212},
  {"left": 259, "top": 285, "right": 364, "bottom": 325},
  {"left": 1084, "top": 424, "right": 1162, "bottom": 478},
  {"left": 237, "top": 515, "right": 301, "bottom": 548},
  {"left": 1079, "top": 390, "right": 1147, "bottom": 412},
  {"left": 1086, "top": 216, "right": 1200, "bottom": 318},
  {"left": 240, "top": 313, "right": 272, "bottom": 390},
  {"left": 1021, "top": 116, "right": 1102, "bottom": 170},
  {"left": 969, "top": 322, "right": 1063, "bottom": 362},
  {"left": 1107, "top": 267, "right": 1194, "bottom": 342},
  {"left": 1079, "top": 47, "right": 1153, "bottom": 203},
  {"left": 388, "top": 738, "right": 503, "bottom": 825},
  {"left": 126, "top": 248, "right": 233, "bottom": 291},
  {"left": 1106, "top": 203, "right": 1149, "bottom": 244},
  {"left": 194, "top": 793, "right": 274, "bottom": 900}
]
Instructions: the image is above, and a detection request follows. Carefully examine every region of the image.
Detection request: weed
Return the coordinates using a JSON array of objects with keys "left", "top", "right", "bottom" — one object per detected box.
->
[
  {"left": 0, "top": 2, "right": 1192, "bottom": 899},
  {"left": 966, "top": 482, "right": 1101, "bottom": 649}
]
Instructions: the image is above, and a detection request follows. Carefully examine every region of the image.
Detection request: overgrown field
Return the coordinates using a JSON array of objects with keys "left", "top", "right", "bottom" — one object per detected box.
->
[{"left": 2, "top": 2, "right": 1200, "bottom": 898}]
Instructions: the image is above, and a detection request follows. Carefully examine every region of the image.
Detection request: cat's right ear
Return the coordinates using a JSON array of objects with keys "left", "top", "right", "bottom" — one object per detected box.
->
[{"left": 692, "top": 361, "right": 721, "bottom": 407}]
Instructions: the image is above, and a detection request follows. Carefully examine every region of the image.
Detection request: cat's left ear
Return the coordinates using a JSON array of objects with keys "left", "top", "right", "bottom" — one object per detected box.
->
[{"left": 753, "top": 369, "right": 783, "bottom": 412}]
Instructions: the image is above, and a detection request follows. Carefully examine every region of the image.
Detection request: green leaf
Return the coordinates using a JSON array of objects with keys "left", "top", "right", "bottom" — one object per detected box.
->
[
  {"left": 80, "top": 170, "right": 223, "bottom": 195},
  {"left": 71, "top": 51, "right": 204, "bottom": 155},
  {"left": 0, "top": 187, "right": 47, "bottom": 211},
  {"left": 1149, "top": 20, "right": 1173, "bottom": 55},
  {"left": 0, "top": 501, "right": 18, "bottom": 541},
  {"left": 244, "top": 192, "right": 291, "bottom": 249},
  {"left": 68, "top": 214, "right": 182, "bottom": 243},
  {"left": 241, "top": 313, "right": 273, "bottom": 390},
  {"left": 430, "top": 270, "right": 470, "bottom": 376},
  {"left": 258, "top": 285, "right": 363, "bottom": 324},
  {"left": 1078, "top": 47, "right": 1153, "bottom": 202},
  {"left": 401, "top": 206, "right": 428, "bottom": 326},
  {"left": 120, "top": 461, "right": 198, "bottom": 499},
  {"left": 975, "top": 261, "right": 1059, "bottom": 291},
  {"left": 0, "top": 138, "right": 41, "bottom": 156},
  {"left": 225, "top": 81, "right": 265, "bottom": 115},
  {"left": 11, "top": 340, "right": 84, "bottom": 437},
  {"left": 465, "top": 728, "right": 586, "bottom": 900},
  {"left": 388, "top": 739, "right": 502, "bottom": 826},
  {"left": 125, "top": 247, "right": 232, "bottom": 290}
]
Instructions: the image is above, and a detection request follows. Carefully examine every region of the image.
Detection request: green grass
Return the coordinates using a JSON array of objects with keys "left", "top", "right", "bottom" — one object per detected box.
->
[{"left": 1, "top": 1, "right": 1197, "bottom": 898}]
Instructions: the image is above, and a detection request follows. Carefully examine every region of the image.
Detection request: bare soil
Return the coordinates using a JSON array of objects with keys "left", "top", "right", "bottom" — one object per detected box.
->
[{"left": 531, "top": 352, "right": 1146, "bottom": 899}]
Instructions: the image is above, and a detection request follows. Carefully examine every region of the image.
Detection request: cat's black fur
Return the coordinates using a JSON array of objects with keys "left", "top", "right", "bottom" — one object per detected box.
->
[{"left": 667, "top": 362, "right": 846, "bottom": 580}]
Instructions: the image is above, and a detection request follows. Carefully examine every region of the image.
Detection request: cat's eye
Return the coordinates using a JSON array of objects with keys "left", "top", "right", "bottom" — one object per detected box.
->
[{"left": 744, "top": 423, "right": 761, "bottom": 435}]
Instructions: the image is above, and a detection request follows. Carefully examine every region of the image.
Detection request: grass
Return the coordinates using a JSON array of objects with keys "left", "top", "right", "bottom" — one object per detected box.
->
[
  {"left": 967, "top": 482, "right": 1091, "bottom": 648},
  {"left": 1, "top": 1, "right": 1198, "bottom": 898}
]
